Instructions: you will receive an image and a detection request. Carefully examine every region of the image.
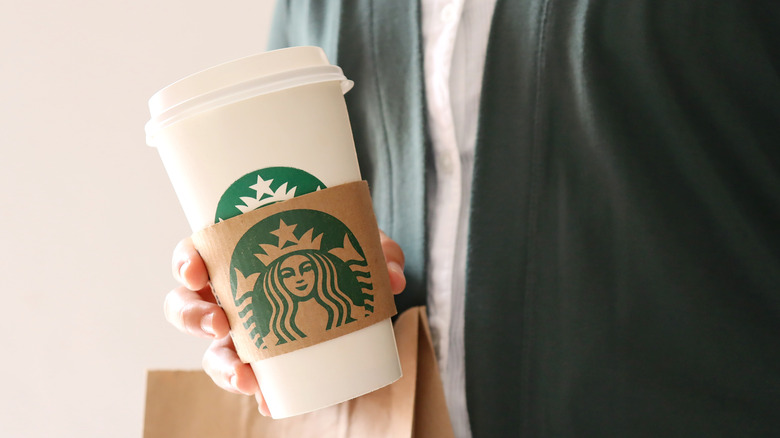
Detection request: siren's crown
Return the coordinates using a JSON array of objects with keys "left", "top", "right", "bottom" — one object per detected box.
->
[
  {"left": 254, "top": 219, "right": 322, "bottom": 266},
  {"left": 254, "top": 218, "right": 366, "bottom": 267}
]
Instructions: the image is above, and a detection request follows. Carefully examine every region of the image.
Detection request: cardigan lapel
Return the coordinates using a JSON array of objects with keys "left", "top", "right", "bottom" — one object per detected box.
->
[
  {"left": 364, "top": 0, "right": 548, "bottom": 433},
  {"left": 464, "top": 0, "right": 550, "bottom": 435}
]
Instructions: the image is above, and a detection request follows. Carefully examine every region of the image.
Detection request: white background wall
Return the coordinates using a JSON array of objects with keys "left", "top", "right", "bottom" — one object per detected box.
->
[{"left": 1, "top": 1, "right": 275, "bottom": 436}]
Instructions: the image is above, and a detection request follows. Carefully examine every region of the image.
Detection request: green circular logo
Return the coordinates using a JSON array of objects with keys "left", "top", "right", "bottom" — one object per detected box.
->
[
  {"left": 230, "top": 209, "right": 375, "bottom": 350},
  {"left": 215, "top": 167, "right": 326, "bottom": 222}
]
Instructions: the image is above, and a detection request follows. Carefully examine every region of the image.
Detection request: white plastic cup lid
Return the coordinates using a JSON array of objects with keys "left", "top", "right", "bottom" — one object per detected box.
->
[{"left": 145, "top": 46, "right": 353, "bottom": 146}]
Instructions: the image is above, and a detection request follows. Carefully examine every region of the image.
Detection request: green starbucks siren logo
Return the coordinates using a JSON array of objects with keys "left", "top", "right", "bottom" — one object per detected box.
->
[
  {"left": 230, "top": 210, "right": 375, "bottom": 350},
  {"left": 215, "top": 167, "right": 326, "bottom": 222}
]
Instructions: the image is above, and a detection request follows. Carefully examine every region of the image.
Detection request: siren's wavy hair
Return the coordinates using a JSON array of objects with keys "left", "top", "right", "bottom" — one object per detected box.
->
[{"left": 262, "top": 250, "right": 358, "bottom": 344}]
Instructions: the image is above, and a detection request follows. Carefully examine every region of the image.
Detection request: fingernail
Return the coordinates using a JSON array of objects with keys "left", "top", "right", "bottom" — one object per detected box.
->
[
  {"left": 201, "top": 312, "right": 215, "bottom": 337},
  {"left": 230, "top": 374, "right": 240, "bottom": 391}
]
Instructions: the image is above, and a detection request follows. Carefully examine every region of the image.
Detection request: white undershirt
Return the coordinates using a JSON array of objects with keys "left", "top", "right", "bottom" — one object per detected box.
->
[{"left": 421, "top": 1, "right": 496, "bottom": 437}]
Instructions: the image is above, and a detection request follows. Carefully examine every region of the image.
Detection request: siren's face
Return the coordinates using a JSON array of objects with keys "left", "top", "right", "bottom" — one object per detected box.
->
[{"left": 280, "top": 254, "right": 315, "bottom": 298}]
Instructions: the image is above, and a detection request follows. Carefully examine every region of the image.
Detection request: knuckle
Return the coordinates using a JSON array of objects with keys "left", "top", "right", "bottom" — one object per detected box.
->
[
  {"left": 202, "top": 343, "right": 222, "bottom": 377},
  {"left": 202, "top": 349, "right": 214, "bottom": 374},
  {"left": 202, "top": 344, "right": 238, "bottom": 392},
  {"left": 178, "top": 301, "right": 202, "bottom": 334},
  {"left": 171, "top": 238, "right": 196, "bottom": 280},
  {"left": 163, "top": 290, "right": 180, "bottom": 324},
  {"left": 171, "top": 242, "right": 186, "bottom": 271}
]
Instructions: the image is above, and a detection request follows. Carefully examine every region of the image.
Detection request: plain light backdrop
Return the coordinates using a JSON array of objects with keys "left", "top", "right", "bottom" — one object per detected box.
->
[{"left": 1, "top": 1, "right": 276, "bottom": 436}]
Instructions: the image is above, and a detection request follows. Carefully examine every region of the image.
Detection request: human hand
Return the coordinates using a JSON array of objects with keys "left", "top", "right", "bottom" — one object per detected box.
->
[{"left": 163, "top": 230, "right": 407, "bottom": 415}]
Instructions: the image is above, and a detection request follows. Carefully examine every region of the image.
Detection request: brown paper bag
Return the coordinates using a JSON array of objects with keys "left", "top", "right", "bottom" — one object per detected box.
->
[{"left": 143, "top": 307, "right": 454, "bottom": 438}]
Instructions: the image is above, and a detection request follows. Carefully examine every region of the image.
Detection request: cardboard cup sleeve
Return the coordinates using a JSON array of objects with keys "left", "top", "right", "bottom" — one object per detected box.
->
[{"left": 192, "top": 181, "right": 397, "bottom": 363}]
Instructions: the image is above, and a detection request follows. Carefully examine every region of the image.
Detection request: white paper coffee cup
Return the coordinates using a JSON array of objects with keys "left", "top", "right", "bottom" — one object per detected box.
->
[{"left": 146, "top": 46, "right": 401, "bottom": 418}]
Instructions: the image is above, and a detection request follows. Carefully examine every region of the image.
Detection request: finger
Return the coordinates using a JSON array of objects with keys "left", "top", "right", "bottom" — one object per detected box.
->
[
  {"left": 255, "top": 392, "right": 271, "bottom": 416},
  {"left": 379, "top": 230, "right": 406, "bottom": 294},
  {"left": 379, "top": 230, "right": 405, "bottom": 268},
  {"left": 164, "top": 285, "right": 230, "bottom": 338},
  {"left": 387, "top": 261, "right": 407, "bottom": 295},
  {"left": 172, "top": 237, "right": 210, "bottom": 291},
  {"left": 203, "top": 336, "right": 260, "bottom": 397}
]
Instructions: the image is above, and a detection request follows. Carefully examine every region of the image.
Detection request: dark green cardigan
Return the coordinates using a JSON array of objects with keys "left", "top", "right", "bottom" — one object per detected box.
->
[{"left": 268, "top": 1, "right": 780, "bottom": 436}]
